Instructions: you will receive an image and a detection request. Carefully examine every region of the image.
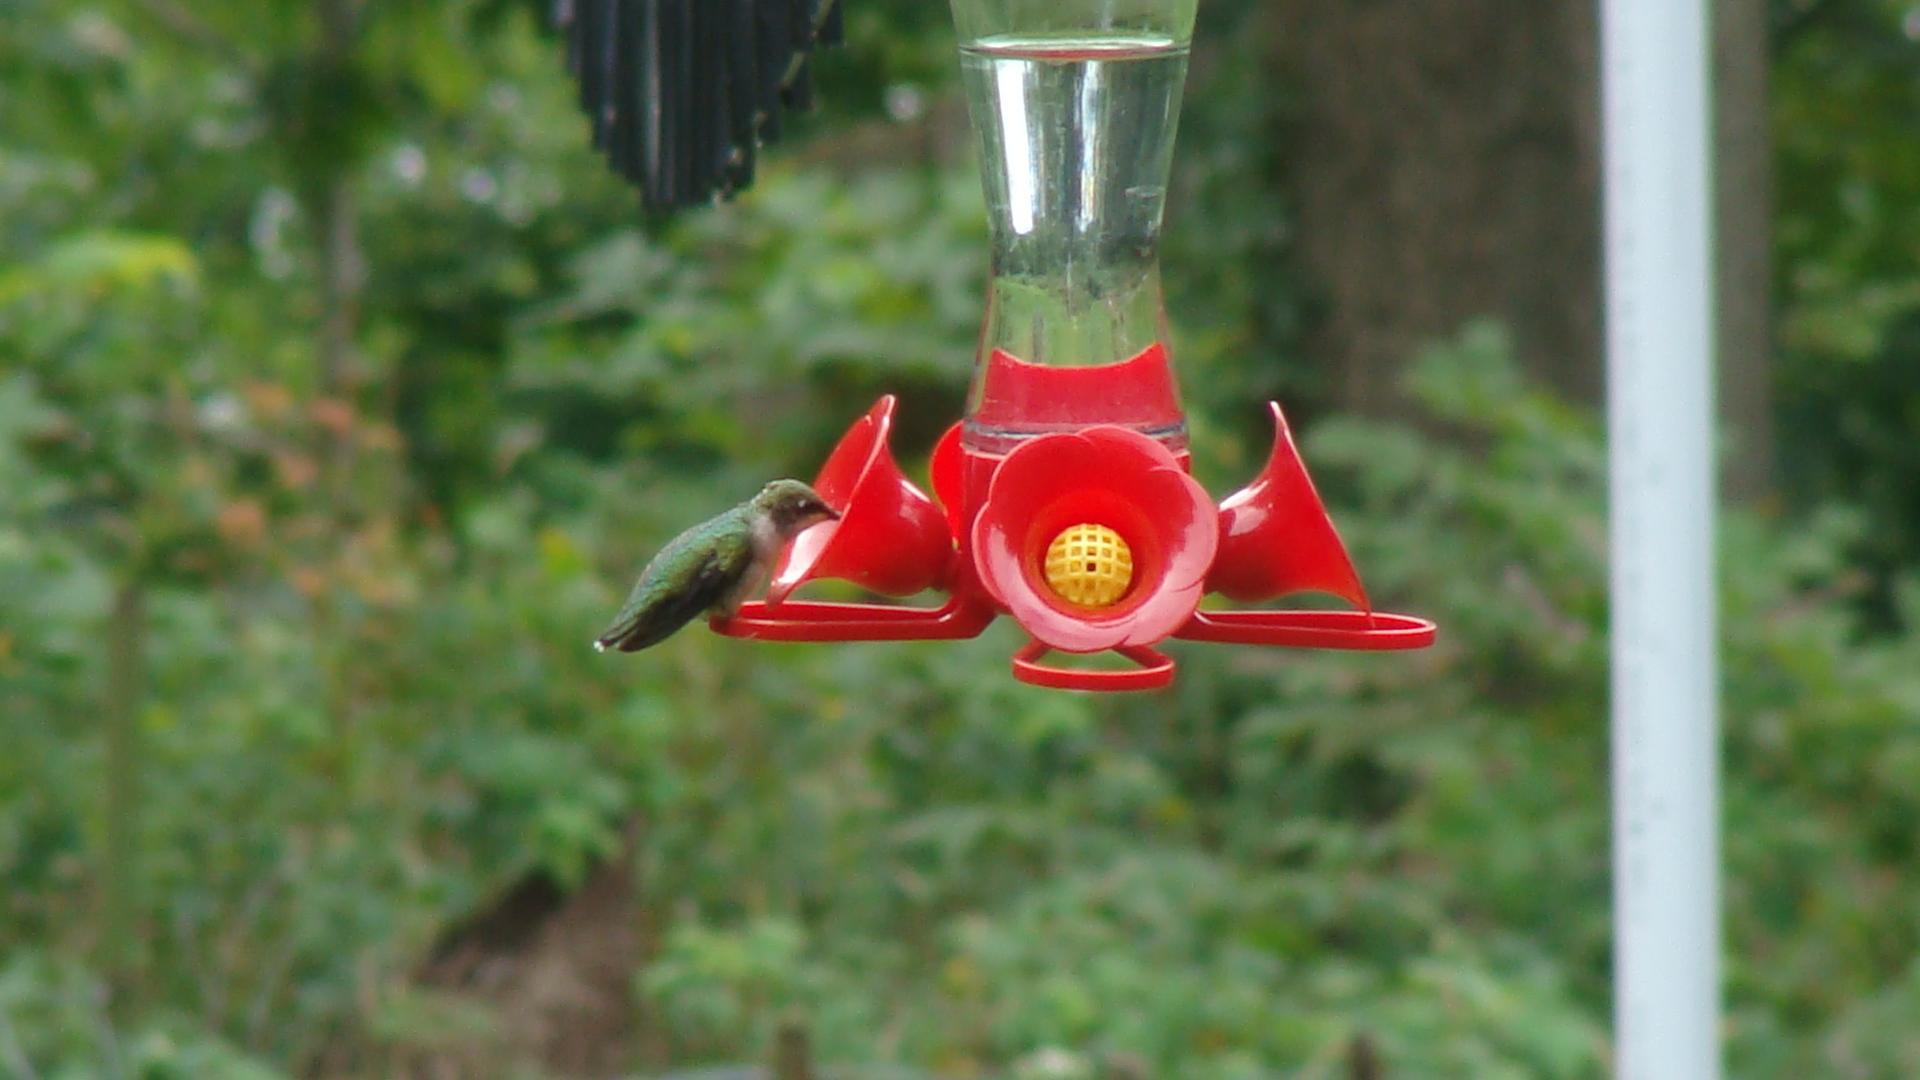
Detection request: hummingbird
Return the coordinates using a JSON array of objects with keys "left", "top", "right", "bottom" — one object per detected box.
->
[{"left": 594, "top": 479, "right": 839, "bottom": 652}]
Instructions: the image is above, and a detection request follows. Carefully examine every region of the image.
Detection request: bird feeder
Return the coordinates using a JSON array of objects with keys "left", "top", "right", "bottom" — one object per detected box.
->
[{"left": 704, "top": 0, "right": 1436, "bottom": 690}]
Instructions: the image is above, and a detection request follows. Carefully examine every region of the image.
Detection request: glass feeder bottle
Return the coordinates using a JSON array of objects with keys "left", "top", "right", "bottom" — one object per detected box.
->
[{"left": 951, "top": 0, "right": 1200, "bottom": 456}]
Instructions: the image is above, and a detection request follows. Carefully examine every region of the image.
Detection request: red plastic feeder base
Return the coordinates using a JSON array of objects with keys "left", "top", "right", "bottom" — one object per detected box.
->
[
  {"left": 714, "top": 596, "right": 995, "bottom": 642},
  {"left": 709, "top": 346, "right": 1435, "bottom": 692}
]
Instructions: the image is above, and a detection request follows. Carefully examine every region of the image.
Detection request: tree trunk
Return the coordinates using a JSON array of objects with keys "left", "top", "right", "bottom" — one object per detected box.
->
[
  {"left": 313, "top": 0, "right": 364, "bottom": 756},
  {"left": 1270, "top": 1, "right": 1604, "bottom": 415},
  {"left": 1347, "top": 1032, "right": 1383, "bottom": 1080},
  {"left": 771, "top": 1019, "right": 814, "bottom": 1080},
  {"left": 1715, "top": 0, "right": 1774, "bottom": 500},
  {"left": 102, "top": 578, "right": 146, "bottom": 1015},
  {"left": 320, "top": 177, "right": 363, "bottom": 473},
  {"left": 316, "top": 0, "right": 365, "bottom": 486}
]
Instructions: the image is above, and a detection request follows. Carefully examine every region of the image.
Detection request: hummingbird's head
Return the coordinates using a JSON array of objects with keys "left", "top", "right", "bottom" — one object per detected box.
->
[{"left": 753, "top": 479, "right": 840, "bottom": 539}]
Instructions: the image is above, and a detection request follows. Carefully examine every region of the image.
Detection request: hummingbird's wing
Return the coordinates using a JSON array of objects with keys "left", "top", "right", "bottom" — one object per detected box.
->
[
  {"left": 595, "top": 516, "right": 756, "bottom": 653},
  {"left": 553, "top": 0, "right": 846, "bottom": 212}
]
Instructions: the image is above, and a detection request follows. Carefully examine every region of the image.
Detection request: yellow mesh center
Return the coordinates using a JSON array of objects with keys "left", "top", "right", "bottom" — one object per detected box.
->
[{"left": 1044, "top": 523, "right": 1134, "bottom": 608}]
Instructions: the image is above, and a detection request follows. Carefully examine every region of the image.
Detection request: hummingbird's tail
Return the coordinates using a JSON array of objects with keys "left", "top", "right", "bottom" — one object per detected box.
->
[
  {"left": 593, "top": 603, "right": 702, "bottom": 653},
  {"left": 595, "top": 624, "right": 653, "bottom": 652},
  {"left": 593, "top": 618, "right": 654, "bottom": 653}
]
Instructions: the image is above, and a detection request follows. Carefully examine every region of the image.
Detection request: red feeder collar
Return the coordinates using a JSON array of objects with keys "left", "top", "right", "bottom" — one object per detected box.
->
[{"left": 972, "top": 344, "right": 1184, "bottom": 432}]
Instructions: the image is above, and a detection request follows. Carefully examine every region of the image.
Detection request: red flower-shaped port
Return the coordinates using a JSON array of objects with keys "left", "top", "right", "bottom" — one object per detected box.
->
[{"left": 971, "top": 427, "right": 1219, "bottom": 653}]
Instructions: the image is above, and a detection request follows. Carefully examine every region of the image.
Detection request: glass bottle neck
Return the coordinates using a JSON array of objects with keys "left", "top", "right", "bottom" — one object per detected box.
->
[
  {"left": 957, "top": 32, "right": 1191, "bottom": 453},
  {"left": 961, "top": 35, "right": 1188, "bottom": 371}
]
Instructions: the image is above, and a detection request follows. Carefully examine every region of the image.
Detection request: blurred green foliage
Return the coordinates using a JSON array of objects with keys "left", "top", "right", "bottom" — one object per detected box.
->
[
  {"left": 1, "top": 1, "right": 1916, "bottom": 1078},
  {"left": 1773, "top": 0, "right": 1920, "bottom": 622}
]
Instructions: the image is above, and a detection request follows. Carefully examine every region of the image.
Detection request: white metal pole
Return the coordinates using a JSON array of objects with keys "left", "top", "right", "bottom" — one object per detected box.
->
[{"left": 1601, "top": 0, "right": 1722, "bottom": 1077}]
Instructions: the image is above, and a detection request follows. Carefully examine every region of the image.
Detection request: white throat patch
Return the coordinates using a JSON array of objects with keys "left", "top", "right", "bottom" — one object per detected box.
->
[{"left": 750, "top": 512, "right": 781, "bottom": 558}]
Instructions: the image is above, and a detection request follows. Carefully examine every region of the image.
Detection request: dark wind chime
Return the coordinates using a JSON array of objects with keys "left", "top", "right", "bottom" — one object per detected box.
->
[{"left": 554, "top": 0, "right": 845, "bottom": 211}]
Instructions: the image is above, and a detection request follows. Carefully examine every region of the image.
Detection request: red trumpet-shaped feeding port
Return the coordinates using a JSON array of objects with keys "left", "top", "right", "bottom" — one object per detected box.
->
[
  {"left": 767, "top": 396, "right": 954, "bottom": 607},
  {"left": 930, "top": 422, "right": 967, "bottom": 540},
  {"left": 971, "top": 426, "right": 1218, "bottom": 653},
  {"left": 1208, "top": 401, "right": 1371, "bottom": 611}
]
